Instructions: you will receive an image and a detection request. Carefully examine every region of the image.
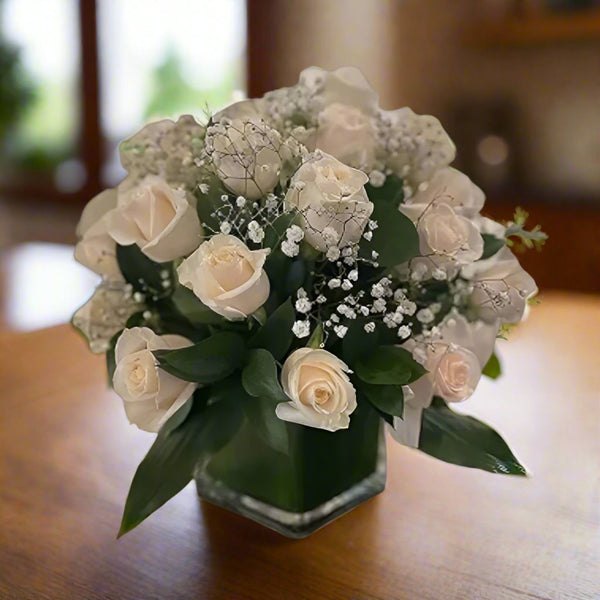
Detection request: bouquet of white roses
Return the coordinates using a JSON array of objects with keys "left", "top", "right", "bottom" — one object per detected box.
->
[{"left": 73, "top": 67, "right": 545, "bottom": 538}]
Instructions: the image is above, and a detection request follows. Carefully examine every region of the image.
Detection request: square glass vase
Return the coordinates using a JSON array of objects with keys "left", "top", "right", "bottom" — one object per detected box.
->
[{"left": 194, "top": 402, "right": 386, "bottom": 538}]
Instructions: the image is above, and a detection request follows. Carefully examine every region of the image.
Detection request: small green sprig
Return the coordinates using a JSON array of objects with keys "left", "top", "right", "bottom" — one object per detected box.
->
[{"left": 505, "top": 207, "right": 548, "bottom": 252}]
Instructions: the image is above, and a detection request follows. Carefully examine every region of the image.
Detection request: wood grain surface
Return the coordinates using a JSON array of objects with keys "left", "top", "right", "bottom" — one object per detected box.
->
[{"left": 0, "top": 292, "right": 598, "bottom": 600}]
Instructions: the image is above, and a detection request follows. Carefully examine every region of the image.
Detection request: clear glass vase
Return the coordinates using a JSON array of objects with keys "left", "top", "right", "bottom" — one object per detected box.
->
[{"left": 194, "top": 402, "right": 386, "bottom": 538}]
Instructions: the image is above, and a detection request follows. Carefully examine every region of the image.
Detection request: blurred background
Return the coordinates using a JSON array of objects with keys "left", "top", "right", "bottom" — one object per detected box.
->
[{"left": 0, "top": 0, "right": 598, "bottom": 333}]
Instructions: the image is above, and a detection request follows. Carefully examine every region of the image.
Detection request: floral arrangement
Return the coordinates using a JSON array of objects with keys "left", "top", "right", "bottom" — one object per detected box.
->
[{"left": 73, "top": 67, "right": 546, "bottom": 537}]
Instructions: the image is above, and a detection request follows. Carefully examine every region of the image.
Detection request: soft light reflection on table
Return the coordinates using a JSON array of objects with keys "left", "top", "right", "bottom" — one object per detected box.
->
[{"left": 1, "top": 242, "right": 98, "bottom": 331}]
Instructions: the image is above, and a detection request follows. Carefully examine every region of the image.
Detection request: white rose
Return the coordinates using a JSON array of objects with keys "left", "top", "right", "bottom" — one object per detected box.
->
[
  {"left": 214, "top": 98, "right": 266, "bottom": 123},
  {"left": 462, "top": 246, "right": 537, "bottom": 324},
  {"left": 300, "top": 66, "right": 379, "bottom": 115},
  {"left": 208, "top": 118, "right": 283, "bottom": 200},
  {"left": 400, "top": 199, "right": 483, "bottom": 277},
  {"left": 430, "top": 345, "right": 482, "bottom": 403},
  {"left": 315, "top": 103, "right": 375, "bottom": 169},
  {"left": 390, "top": 314, "right": 497, "bottom": 447},
  {"left": 177, "top": 234, "right": 270, "bottom": 320},
  {"left": 285, "top": 152, "right": 373, "bottom": 252},
  {"left": 276, "top": 348, "right": 357, "bottom": 432},
  {"left": 105, "top": 175, "right": 203, "bottom": 263},
  {"left": 112, "top": 327, "right": 195, "bottom": 433},
  {"left": 74, "top": 188, "right": 122, "bottom": 280},
  {"left": 418, "top": 203, "right": 483, "bottom": 261},
  {"left": 299, "top": 67, "right": 378, "bottom": 169},
  {"left": 406, "top": 167, "right": 485, "bottom": 218}
]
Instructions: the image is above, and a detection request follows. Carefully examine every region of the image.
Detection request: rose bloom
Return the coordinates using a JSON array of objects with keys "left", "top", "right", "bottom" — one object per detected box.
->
[
  {"left": 315, "top": 103, "right": 375, "bottom": 169},
  {"left": 276, "top": 348, "right": 357, "bottom": 432},
  {"left": 417, "top": 203, "right": 483, "bottom": 262},
  {"left": 112, "top": 327, "right": 195, "bottom": 433},
  {"left": 213, "top": 98, "right": 266, "bottom": 123},
  {"left": 74, "top": 188, "right": 122, "bottom": 280},
  {"left": 284, "top": 152, "right": 373, "bottom": 252},
  {"left": 300, "top": 66, "right": 379, "bottom": 116},
  {"left": 390, "top": 314, "right": 497, "bottom": 448},
  {"left": 301, "top": 66, "right": 379, "bottom": 169},
  {"left": 177, "top": 234, "right": 270, "bottom": 320},
  {"left": 400, "top": 183, "right": 484, "bottom": 277},
  {"left": 462, "top": 246, "right": 538, "bottom": 324},
  {"left": 209, "top": 118, "right": 283, "bottom": 200},
  {"left": 406, "top": 167, "right": 485, "bottom": 218},
  {"left": 105, "top": 175, "right": 203, "bottom": 263},
  {"left": 428, "top": 344, "right": 482, "bottom": 403}
]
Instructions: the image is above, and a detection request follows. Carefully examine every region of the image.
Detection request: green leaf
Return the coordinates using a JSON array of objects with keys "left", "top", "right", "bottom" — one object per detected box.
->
[
  {"left": 355, "top": 345, "right": 427, "bottom": 385},
  {"left": 365, "top": 175, "right": 405, "bottom": 206},
  {"left": 154, "top": 332, "right": 246, "bottom": 383},
  {"left": 482, "top": 352, "right": 502, "bottom": 380},
  {"left": 241, "top": 351, "right": 289, "bottom": 454},
  {"left": 243, "top": 396, "right": 289, "bottom": 454},
  {"left": 361, "top": 382, "right": 404, "bottom": 418},
  {"left": 195, "top": 175, "right": 226, "bottom": 232},
  {"left": 242, "top": 349, "right": 288, "bottom": 403},
  {"left": 263, "top": 210, "right": 298, "bottom": 251},
  {"left": 342, "top": 319, "right": 380, "bottom": 366},
  {"left": 284, "top": 259, "right": 307, "bottom": 297},
  {"left": 126, "top": 311, "right": 146, "bottom": 328},
  {"left": 365, "top": 177, "right": 419, "bottom": 268},
  {"left": 159, "top": 395, "right": 194, "bottom": 434},
  {"left": 481, "top": 234, "right": 505, "bottom": 260},
  {"left": 170, "top": 285, "right": 223, "bottom": 325},
  {"left": 357, "top": 386, "right": 394, "bottom": 426},
  {"left": 118, "top": 387, "right": 243, "bottom": 537},
  {"left": 505, "top": 207, "right": 548, "bottom": 251},
  {"left": 116, "top": 244, "right": 167, "bottom": 294},
  {"left": 419, "top": 398, "right": 527, "bottom": 476},
  {"left": 151, "top": 299, "right": 208, "bottom": 342},
  {"left": 251, "top": 307, "right": 267, "bottom": 326},
  {"left": 249, "top": 299, "right": 295, "bottom": 360},
  {"left": 306, "top": 324, "right": 323, "bottom": 349}
]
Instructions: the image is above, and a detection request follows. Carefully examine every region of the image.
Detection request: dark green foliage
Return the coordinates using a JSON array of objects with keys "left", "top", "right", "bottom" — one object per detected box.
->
[
  {"left": 154, "top": 332, "right": 247, "bottom": 383},
  {"left": 482, "top": 352, "right": 502, "bottom": 379},
  {"left": 241, "top": 350, "right": 289, "bottom": 454},
  {"left": 419, "top": 398, "right": 526, "bottom": 476},
  {"left": 170, "top": 284, "right": 224, "bottom": 325},
  {"left": 355, "top": 346, "right": 427, "bottom": 385},
  {"left": 249, "top": 299, "right": 295, "bottom": 361},
  {"left": 361, "top": 383, "right": 404, "bottom": 419},
  {"left": 118, "top": 385, "right": 244, "bottom": 537},
  {"left": 341, "top": 319, "right": 381, "bottom": 366},
  {"left": 365, "top": 177, "right": 420, "bottom": 268},
  {"left": 116, "top": 244, "right": 168, "bottom": 295},
  {"left": 481, "top": 234, "right": 505, "bottom": 260}
]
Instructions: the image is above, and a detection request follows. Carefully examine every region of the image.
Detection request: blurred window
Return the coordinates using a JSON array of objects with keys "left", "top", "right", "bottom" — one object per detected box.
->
[
  {"left": 97, "top": 0, "right": 246, "bottom": 184},
  {"left": 0, "top": 0, "right": 81, "bottom": 190},
  {"left": 2, "top": 242, "right": 99, "bottom": 331}
]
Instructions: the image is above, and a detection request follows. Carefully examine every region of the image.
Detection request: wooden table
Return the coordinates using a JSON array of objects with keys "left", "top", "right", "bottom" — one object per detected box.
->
[{"left": 1, "top": 292, "right": 598, "bottom": 600}]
